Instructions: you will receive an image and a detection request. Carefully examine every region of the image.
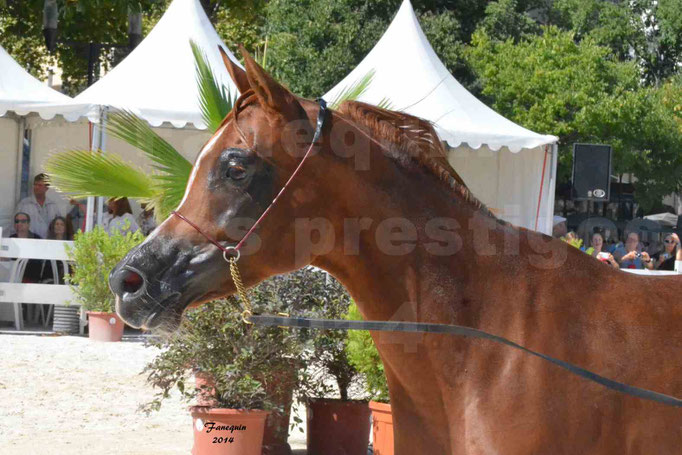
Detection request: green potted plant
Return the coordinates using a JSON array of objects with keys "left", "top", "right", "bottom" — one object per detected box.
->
[
  {"left": 65, "top": 225, "right": 144, "bottom": 341},
  {"left": 294, "top": 271, "right": 370, "bottom": 455},
  {"left": 346, "top": 303, "right": 393, "bottom": 455},
  {"left": 141, "top": 286, "right": 310, "bottom": 455}
]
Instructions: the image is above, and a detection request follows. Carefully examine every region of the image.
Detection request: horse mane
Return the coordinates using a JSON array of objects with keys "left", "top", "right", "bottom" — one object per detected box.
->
[{"left": 336, "top": 101, "right": 496, "bottom": 219}]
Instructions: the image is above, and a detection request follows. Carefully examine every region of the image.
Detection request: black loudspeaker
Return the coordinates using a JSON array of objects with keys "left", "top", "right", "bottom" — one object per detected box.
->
[{"left": 572, "top": 143, "right": 612, "bottom": 201}]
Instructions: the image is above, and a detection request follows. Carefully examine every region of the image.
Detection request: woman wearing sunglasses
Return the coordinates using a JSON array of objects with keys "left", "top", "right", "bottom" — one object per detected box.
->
[{"left": 654, "top": 233, "right": 680, "bottom": 270}]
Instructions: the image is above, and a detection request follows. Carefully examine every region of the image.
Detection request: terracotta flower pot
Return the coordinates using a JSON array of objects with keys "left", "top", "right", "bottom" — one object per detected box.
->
[
  {"left": 369, "top": 401, "right": 393, "bottom": 455},
  {"left": 191, "top": 407, "right": 269, "bottom": 455},
  {"left": 87, "top": 311, "right": 124, "bottom": 342},
  {"left": 193, "top": 364, "right": 297, "bottom": 455},
  {"left": 306, "top": 398, "right": 370, "bottom": 455}
]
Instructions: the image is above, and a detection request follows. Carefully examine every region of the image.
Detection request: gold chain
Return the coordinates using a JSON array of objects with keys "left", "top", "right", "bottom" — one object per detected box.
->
[{"left": 229, "top": 258, "right": 253, "bottom": 324}]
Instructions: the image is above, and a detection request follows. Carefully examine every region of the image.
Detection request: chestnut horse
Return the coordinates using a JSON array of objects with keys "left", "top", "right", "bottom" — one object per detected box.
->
[{"left": 110, "top": 49, "right": 682, "bottom": 454}]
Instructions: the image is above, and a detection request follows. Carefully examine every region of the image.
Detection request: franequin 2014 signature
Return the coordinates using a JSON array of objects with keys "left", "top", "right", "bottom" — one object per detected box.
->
[{"left": 201, "top": 422, "right": 247, "bottom": 444}]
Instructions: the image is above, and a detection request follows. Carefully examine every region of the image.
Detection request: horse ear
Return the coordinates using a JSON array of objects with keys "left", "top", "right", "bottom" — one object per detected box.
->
[
  {"left": 239, "top": 45, "right": 300, "bottom": 121},
  {"left": 218, "top": 45, "right": 249, "bottom": 94}
]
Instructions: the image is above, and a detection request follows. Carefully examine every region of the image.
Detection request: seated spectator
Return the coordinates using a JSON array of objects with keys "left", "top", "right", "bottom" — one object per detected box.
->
[
  {"left": 137, "top": 203, "right": 157, "bottom": 236},
  {"left": 653, "top": 233, "right": 680, "bottom": 271},
  {"left": 614, "top": 231, "right": 654, "bottom": 270},
  {"left": 10, "top": 212, "right": 43, "bottom": 282},
  {"left": 11, "top": 212, "right": 41, "bottom": 240},
  {"left": 585, "top": 231, "right": 619, "bottom": 269},
  {"left": 15, "top": 173, "right": 61, "bottom": 239},
  {"left": 39, "top": 216, "right": 73, "bottom": 284},
  {"left": 47, "top": 216, "right": 74, "bottom": 241},
  {"left": 105, "top": 197, "right": 140, "bottom": 236}
]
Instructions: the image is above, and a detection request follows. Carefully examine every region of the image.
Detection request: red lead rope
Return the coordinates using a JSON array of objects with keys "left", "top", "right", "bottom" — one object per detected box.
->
[{"left": 172, "top": 99, "right": 328, "bottom": 261}]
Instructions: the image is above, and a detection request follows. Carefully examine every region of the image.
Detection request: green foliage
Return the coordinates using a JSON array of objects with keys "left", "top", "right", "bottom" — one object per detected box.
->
[
  {"left": 0, "top": 0, "right": 53, "bottom": 80},
  {"left": 141, "top": 268, "right": 356, "bottom": 412},
  {"left": 0, "top": 0, "right": 159, "bottom": 95},
  {"left": 105, "top": 110, "right": 192, "bottom": 219},
  {"left": 327, "top": 69, "right": 392, "bottom": 110},
  {"left": 265, "top": 0, "right": 474, "bottom": 98},
  {"left": 468, "top": 27, "right": 636, "bottom": 179},
  {"left": 345, "top": 303, "right": 389, "bottom": 403},
  {"left": 45, "top": 149, "right": 156, "bottom": 200},
  {"left": 279, "top": 268, "right": 358, "bottom": 401},
  {"left": 468, "top": 26, "right": 682, "bottom": 207},
  {"left": 65, "top": 225, "right": 145, "bottom": 312},
  {"left": 190, "top": 40, "right": 237, "bottom": 131},
  {"left": 478, "top": 0, "right": 540, "bottom": 43},
  {"left": 551, "top": 0, "right": 641, "bottom": 61},
  {"left": 142, "top": 298, "right": 297, "bottom": 412}
]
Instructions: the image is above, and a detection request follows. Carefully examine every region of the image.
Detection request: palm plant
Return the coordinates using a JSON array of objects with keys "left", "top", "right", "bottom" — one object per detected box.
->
[{"left": 327, "top": 69, "right": 392, "bottom": 111}]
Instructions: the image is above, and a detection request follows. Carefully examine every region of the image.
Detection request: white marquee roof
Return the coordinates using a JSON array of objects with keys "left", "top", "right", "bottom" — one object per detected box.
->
[
  {"left": 73, "top": 0, "right": 241, "bottom": 129},
  {"left": 323, "top": 0, "right": 557, "bottom": 152},
  {"left": 0, "top": 45, "right": 93, "bottom": 120}
]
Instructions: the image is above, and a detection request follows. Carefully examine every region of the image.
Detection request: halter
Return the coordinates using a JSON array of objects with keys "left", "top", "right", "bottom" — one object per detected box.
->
[{"left": 171, "top": 99, "right": 328, "bottom": 321}]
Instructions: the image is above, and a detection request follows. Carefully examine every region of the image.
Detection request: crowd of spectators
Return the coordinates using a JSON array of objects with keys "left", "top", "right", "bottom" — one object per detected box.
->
[
  {"left": 6, "top": 173, "right": 158, "bottom": 286},
  {"left": 553, "top": 215, "right": 681, "bottom": 271},
  {"left": 8, "top": 173, "right": 156, "bottom": 242}
]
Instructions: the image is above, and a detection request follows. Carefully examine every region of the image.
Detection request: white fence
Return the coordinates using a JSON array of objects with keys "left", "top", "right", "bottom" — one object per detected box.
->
[{"left": 0, "top": 229, "right": 83, "bottom": 332}]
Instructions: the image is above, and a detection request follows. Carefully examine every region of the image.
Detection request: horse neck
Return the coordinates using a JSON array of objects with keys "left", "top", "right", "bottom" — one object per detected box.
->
[{"left": 313, "top": 150, "right": 509, "bottom": 323}]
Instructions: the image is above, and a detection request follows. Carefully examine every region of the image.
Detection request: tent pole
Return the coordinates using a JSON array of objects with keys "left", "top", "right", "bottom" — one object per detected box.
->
[
  {"left": 14, "top": 115, "right": 25, "bottom": 208},
  {"left": 546, "top": 143, "right": 559, "bottom": 233},
  {"left": 85, "top": 107, "right": 103, "bottom": 232},
  {"left": 95, "top": 107, "right": 109, "bottom": 227}
]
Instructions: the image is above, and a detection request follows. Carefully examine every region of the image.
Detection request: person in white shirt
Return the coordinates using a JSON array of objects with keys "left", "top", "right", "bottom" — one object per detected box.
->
[
  {"left": 105, "top": 197, "right": 140, "bottom": 236},
  {"left": 14, "top": 173, "right": 62, "bottom": 239}
]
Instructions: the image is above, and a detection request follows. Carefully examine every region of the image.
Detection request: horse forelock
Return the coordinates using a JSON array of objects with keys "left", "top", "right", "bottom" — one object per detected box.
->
[{"left": 336, "top": 101, "right": 497, "bottom": 219}]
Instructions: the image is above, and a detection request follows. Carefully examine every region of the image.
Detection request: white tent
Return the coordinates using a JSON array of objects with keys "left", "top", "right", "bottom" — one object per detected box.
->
[
  {"left": 0, "top": 45, "right": 98, "bottom": 234},
  {"left": 0, "top": 45, "right": 94, "bottom": 121},
  {"left": 72, "top": 0, "right": 241, "bottom": 129},
  {"left": 324, "top": 0, "right": 559, "bottom": 233}
]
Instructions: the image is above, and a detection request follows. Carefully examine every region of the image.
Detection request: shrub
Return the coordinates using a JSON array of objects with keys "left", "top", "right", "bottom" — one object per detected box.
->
[
  {"left": 141, "top": 297, "right": 301, "bottom": 412},
  {"left": 345, "top": 302, "right": 390, "bottom": 403},
  {"left": 65, "top": 225, "right": 145, "bottom": 312}
]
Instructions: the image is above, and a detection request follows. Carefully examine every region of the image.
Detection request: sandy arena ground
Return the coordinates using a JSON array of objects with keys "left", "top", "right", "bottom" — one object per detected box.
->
[{"left": 0, "top": 333, "right": 306, "bottom": 455}]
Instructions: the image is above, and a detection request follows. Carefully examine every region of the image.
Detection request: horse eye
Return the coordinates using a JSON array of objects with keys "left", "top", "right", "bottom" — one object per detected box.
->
[{"left": 227, "top": 165, "right": 247, "bottom": 180}]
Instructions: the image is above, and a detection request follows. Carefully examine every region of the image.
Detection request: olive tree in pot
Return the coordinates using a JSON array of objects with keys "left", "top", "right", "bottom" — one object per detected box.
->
[
  {"left": 65, "top": 225, "right": 145, "bottom": 342},
  {"left": 141, "top": 287, "right": 311, "bottom": 455},
  {"left": 346, "top": 303, "right": 393, "bottom": 455}
]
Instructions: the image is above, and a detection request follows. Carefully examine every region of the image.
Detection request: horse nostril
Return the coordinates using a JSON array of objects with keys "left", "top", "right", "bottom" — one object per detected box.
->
[{"left": 121, "top": 270, "right": 144, "bottom": 294}]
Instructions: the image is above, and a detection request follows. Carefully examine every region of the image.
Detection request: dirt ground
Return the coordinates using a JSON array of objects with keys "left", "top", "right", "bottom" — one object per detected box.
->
[{"left": 0, "top": 333, "right": 306, "bottom": 455}]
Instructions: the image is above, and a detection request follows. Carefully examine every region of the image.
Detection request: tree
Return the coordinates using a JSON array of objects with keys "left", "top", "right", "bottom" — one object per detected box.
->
[
  {"left": 0, "top": 0, "right": 157, "bottom": 94},
  {"left": 264, "top": 0, "right": 485, "bottom": 98},
  {"left": 550, "top": 0, "right": 641, "bottom": 61},
  {"left": 144, "top": 0, "right": 269, "bottom": 55},
  {"left": 548, "top": 0, "right": 682, "bottom": 86},
  {"left": 467, "top": 26, "right": 682, "bottom": 209},
  {"left": 478, "top": 0, "right": 540, "bottom": 43},
  {"left": 0, "top": 0, "right": 54, "bottom": 80}
]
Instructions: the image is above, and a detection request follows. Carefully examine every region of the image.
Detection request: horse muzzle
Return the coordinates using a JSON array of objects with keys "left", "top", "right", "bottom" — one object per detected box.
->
[{"left": 109, "top": 237, "right": 194, "bottom": 331}]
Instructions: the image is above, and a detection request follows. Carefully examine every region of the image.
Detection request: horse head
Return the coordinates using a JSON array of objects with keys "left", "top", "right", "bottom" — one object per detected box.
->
[{"left": 109, "top": 48, "right": 351, "bottom": 331}]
